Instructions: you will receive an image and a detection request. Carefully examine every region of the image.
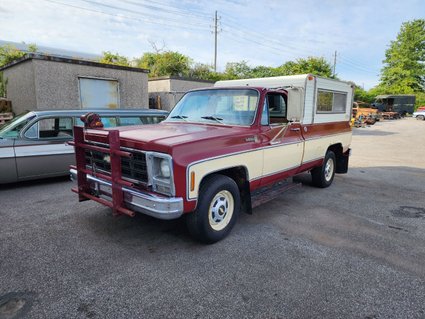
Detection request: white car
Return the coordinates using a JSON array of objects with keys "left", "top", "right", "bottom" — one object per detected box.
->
[{"left": 413, "top": 111, "right": 425, "bottom": 120}]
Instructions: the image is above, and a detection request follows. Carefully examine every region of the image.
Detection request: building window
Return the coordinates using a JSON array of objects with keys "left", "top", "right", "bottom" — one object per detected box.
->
[
  {"left": 79, "top": 77, "right": 119, "bottom": 109},
  {"left": 317, "top": 90, "right": 347, "bottom": 113}
]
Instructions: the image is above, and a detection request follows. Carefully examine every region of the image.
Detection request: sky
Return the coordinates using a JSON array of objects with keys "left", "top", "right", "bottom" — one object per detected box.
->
[{"left": 1, "top": 0, "right": 424, "bottom": 90}]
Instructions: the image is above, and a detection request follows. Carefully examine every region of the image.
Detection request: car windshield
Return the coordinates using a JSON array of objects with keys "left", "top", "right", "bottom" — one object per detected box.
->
[
  {"left": 167, "top": 89, "right": 259, "bottom": 126},
  {"left": 0, "top": 111, "right": 35, "bottom": 139}
]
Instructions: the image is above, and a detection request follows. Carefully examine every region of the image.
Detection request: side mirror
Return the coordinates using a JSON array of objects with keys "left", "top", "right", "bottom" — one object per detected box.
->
[{"left": 286, "top": 87, "right": 304, "bottom": 122}]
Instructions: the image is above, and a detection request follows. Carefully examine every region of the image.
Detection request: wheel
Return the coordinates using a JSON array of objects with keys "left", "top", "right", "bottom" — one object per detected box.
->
[
  {"left": 417, "top": 115, "right": 425, "bottom": 120},
  {"left": 311, "top": 151, "right": 336, "bottom": 188},
  {"left": 186, "top": 174, "right": 240, "bottom": 244}
]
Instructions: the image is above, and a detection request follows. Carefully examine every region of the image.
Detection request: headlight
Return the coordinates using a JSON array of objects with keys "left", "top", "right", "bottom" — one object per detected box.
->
[
  {"left": 160, "top": 159, "right": 171, "bottom": 178},
  {"left": 146, "top": 152, "right": 175, "bottom": 196}
]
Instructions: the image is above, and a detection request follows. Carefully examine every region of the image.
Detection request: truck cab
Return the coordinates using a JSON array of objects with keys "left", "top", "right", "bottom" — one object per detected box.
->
[{"left": 71, "top": 74, "right": 354, "bottom": 243}]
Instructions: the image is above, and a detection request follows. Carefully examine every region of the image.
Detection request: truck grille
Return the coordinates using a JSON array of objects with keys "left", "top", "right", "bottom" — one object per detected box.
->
[{"left": 85, "top": 149, "right": 148, "bottom": 184}]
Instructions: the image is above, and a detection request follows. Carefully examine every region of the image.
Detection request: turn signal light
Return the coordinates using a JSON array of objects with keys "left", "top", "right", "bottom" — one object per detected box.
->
[{"left": 190, "top": 172, "right": 195, "bottom": 192}]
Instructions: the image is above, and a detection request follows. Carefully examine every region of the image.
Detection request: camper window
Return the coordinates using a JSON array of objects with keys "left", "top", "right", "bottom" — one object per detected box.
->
[{"left": 317, "top": 90, "right": 347, "bottom": 113}]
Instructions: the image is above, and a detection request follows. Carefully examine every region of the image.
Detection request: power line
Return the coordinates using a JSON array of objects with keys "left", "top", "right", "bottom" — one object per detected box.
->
[
  {"left": 78, "top": 0, "right": 210, "bottom": 30},
  {"left": 337, "top": 54, "right": 381, "bottom": 74},
  {"left": 220, "top": 11, "right": 351, "bottom": 48},
  {"left": 41, "top": 0, "right": 382, "bottom": 78},
  {"left": 221, "top": 23, "right": 325, "bottom": 61},
  {"left": 338, "top": 61, "right": 380, "bottom": 75},
  {"left": 41, "top": 0, "right": 211, "bottom": 32},
  {"left": 122, "top": 0, "right": 211, "bottom": 19},
  {"left": 339, "top": 55, "right": 380, "bottom": 73},
  {"left": 220, "top": 18, "right": 335, "bottom": 60},
  {"left": 221, "top": 31, "right": 297, "bottom": 60},
  {"left": 222, "top": 17, "right": 381, "bottom": 75}
]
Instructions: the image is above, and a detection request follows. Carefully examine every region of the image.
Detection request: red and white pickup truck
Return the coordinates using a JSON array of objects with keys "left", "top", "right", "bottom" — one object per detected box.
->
[{"left": 70, "top": 74, "right": 354, "bottom": 243}]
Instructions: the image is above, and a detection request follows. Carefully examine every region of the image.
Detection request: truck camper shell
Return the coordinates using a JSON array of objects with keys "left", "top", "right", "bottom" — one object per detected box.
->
[{"left": 215, "top": 74, "right": 354, "bottom": 125}]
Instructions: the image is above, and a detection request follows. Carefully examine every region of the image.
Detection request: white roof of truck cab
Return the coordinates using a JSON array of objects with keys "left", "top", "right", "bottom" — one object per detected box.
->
[{"left": 214, "top": 74, "right": 353, "bottom": 91}]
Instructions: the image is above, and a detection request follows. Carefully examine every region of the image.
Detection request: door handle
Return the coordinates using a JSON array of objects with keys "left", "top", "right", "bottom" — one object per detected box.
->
[{"left": 290, "top": 127, "right": 300, "bottom": 131}]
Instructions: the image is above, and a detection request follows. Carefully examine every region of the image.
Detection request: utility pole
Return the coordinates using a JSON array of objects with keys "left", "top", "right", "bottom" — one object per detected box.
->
[
  {"left": 214, "top": 10, "right": 218, "bottom": 72},
  {"left": 332, "top": 50, "right": 337, "bottom": 77}
]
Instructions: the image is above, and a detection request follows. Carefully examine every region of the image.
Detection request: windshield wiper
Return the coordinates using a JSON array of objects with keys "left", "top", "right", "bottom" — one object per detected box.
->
[
  {"left": 201, "top": 115, "right": 223, "bottom": 123},
  {"left": 170, "top": 115, "right": 188, "bottom": 121}
]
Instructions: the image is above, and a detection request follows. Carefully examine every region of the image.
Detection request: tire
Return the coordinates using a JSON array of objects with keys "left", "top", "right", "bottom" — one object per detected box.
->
[
  {"left": 311, "top": 151, "right": 336, "bottom": 188},
  {"left": 417, "top": 115, "right": 425, "bottom": 121},
  {"left": 186, "top": 174, "right": 240, "bottom": 244}
]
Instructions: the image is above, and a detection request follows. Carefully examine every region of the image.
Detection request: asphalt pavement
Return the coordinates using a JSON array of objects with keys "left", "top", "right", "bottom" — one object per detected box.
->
[{"left": 0, "top": 118, "right": 424, "bottom": 319}]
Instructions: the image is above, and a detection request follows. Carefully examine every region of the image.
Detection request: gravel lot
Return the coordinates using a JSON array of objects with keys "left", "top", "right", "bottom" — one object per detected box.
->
[{"left": 1, "top": 118, "right": 424, "bottom": 319}]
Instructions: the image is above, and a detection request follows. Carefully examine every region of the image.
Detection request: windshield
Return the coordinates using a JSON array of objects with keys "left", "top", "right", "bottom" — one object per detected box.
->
[
  {"left": 0, "top": 111, "right": 35, "bottom": 138},
  {"left": 167, "top": 89, "right": 259, "bottom": 126}
]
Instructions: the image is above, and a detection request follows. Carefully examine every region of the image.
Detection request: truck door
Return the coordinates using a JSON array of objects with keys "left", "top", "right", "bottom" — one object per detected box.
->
[{"left": 259, "top": 92, "right": 304, "bottom": 186}]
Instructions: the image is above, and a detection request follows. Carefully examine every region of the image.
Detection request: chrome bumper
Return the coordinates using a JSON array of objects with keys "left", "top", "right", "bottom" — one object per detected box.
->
[{"left": 70, "top": 169, "right": 183, "bottom": 220}]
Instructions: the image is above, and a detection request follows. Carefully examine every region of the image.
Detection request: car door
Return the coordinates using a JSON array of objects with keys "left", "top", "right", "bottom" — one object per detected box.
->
[
  {"left": 14, "top": 116, "right": 75, "bottom": 180},
  {"left": 0, "top": 138, "right": 18, "bottom": 183},
  {"left": 259, "top": 92, "right": 304, "bottom": 186}
]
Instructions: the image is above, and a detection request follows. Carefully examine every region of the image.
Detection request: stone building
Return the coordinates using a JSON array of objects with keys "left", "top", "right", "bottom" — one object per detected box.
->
[
  {"left": 0, "top": 54, "right": 149, "bottom": 115},
  {"left": 148, "top": 76, "right": 214, "bottom": 111}
]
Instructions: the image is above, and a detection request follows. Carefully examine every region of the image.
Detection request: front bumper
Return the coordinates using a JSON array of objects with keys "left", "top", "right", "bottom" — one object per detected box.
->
[{"left": 70, "top": 169, "right": 183, "bottom": 220}]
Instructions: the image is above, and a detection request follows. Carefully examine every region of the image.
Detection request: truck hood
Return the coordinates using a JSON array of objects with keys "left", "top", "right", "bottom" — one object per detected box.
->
[
  {"left": 82, "top": 122, "right": 261, "bottom": 173},
  {"left": 118, "top": 122, "right": 252, "bottom": 145}
]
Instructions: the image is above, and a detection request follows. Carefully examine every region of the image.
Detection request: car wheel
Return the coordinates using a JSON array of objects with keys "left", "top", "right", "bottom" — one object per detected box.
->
[
  {"left": 311, "top": 151, "right": 336, "bottom": 188},
  {"left": 417, "top": 115, "right": 425, "bottom": 120},
  {"left": 186, "top": 174, "right": 240, "bottom": 244}
]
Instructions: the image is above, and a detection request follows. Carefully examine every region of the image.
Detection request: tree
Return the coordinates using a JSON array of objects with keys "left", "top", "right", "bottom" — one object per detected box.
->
[
  {"left": 354, "top": 86, "right": 375, "bottom": 103},
  {"left": 223, "top": 61, "right": 252, "bottom": 79},
  {"left": 378, "top": 19, "right": 425, "bottom": 94},
  {"left": 187, "top": 63, "right": 226, "bottom": 82},
  {"left": 99, "top": 51, "right": 131, "bottom": 67},
  {"left": 0, "top": 43, "right": 37, "bottom": 67},
  {"left": 135, "top": 51, "right": 191, "bottom": 77},
  {"left": 415, "top": 92, "right": 425, "bottom": 110},
  {"left": 0, "top": 72, "right": 8, "bottom": 97},
  {"left": 275, "top": 61, "right": 298, "bottom": 75},
  {"left": 250, "top": 65, "right": 280, "bottom": 78},
  {"left": 217, "top": 56, "right": 333, "bottom": 81},
  {"left": 0, "top": 43, "right": 37, "bottom": 96},
  {"left": 286, "top": 57, "right": 333, "bottom": 77}
]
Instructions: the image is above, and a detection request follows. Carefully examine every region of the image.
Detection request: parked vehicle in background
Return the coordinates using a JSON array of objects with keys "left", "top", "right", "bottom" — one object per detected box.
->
[
  {"left": 0, "top": 109, "right": 168, "bottom": 183},
  {"left": 352, "top": 102, "right": 380, "bottom": 126},
  {"left": 372, "top": 95, "right": 415, "bottom": 116},
  {"left": 413, "top": 110, "right": 425, "bottom": 120},
  {"left": 70, "top": 74, "right": 354, "bottom": 243}
]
